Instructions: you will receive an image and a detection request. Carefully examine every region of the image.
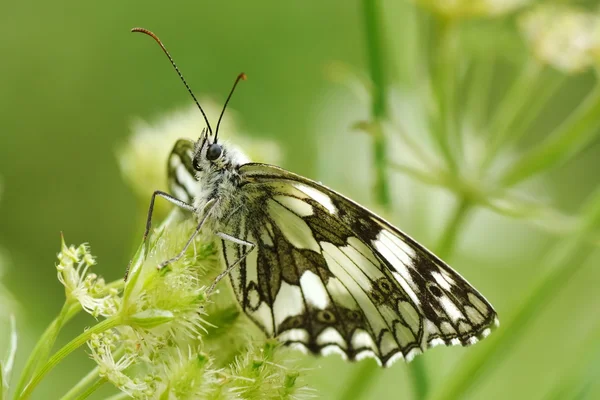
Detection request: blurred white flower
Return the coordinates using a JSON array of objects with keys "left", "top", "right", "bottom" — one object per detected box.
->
[
  {"left": 520, "top": 6, "right": 600, "bottom": 74},
  {"left": 414, "top": 0, "right": 531, "bottom": 18},
  {"left": 88, "top": 331, "right": 154, "bottom": 398},
  {"left": 56, "top": 237, "right": 119, "bottom": 317},
  {"left": 118, "top": 101, "right": 282, "bottom": 213}
]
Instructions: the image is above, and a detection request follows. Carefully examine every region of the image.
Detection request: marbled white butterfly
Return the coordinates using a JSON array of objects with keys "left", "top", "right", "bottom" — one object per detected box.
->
[{"left": 131, "top": 28, "right": 499, "bottom": 367}]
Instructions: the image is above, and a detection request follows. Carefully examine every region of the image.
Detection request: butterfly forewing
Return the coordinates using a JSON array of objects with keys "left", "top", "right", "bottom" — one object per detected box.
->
[{"left": 167, "top": 138, "right": 196, "bottom": 203}]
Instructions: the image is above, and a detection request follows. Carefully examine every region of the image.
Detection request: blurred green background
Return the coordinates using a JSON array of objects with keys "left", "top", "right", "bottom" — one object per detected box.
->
[{"left": 2, "top": 0, "right": 600, "bottom": 399}]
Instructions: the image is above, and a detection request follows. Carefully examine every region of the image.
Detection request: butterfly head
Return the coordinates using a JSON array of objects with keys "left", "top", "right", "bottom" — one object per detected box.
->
[{"left": 192, "top": 129, "right": 229, "bottom": 171}]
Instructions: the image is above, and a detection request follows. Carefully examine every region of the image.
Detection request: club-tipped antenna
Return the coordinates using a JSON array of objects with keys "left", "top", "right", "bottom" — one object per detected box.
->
[
  {"left": 131, "top": 27, "right": 213, "bottom": 135},
  {"left": 214, "top": 73, "right": 246, "bottom": 143}
]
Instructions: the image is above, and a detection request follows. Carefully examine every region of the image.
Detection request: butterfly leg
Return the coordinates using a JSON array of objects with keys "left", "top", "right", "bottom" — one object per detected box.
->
[
  {"left": 143, "top": 190, "right": 196, "bottom": 241},
  {"left": 157, "top": 198, "right": 218, "bottom": 270},
  {"left": 207, "top": 232, "right": 255, "bottom": 295},
  {"left": 124, "top": 190, "right": 196, "bottom": 280}
]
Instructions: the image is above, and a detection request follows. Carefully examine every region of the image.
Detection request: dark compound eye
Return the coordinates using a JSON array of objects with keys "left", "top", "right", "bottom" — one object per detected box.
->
[{"left": 206, "top": 143, "right": 223, "bottom": 161}]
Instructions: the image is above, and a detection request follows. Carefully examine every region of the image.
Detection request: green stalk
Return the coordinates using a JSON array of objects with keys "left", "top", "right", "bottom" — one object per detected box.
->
[
  {"left": 436, "top": 198, "right": 472, "bottom": 259},
  {"left": 501, "top": 85, "right": 600, "bottom": 187},
  {"left": 59, "top": 367, "right": 100, "bottom": 400},
  {"left": 72, "top": 378, "right": 105, "bottom": 400},
  {"left": 430, "top": 188, "right": 600, "bottom": 400},
  {"left": 13, "top": 278, "right": 123, "bottom": 400},
  {"left": 430, "top": 17, "right": 459, "bottom": 173},
  {"left": 484, "top": 61, "right": 542, "bottom": 164},
  {"left": 12, "top": 301, "right": 72, "bottom": 399},
  {"left": 363, "top": 0, "right": 391, "bottom": 209},
  {"left": 18, "top": 316, "right": 122, "bottom": 400},
  {"left": 465, "top": 56, "right": 495, "bottom": 133},
  {"left": 103, "top": 393, "right": 130, "bottom": 400}
]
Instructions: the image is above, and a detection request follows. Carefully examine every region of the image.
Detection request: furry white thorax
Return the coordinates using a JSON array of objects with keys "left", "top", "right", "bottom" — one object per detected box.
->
[{"left": 192, "top": 137, "right": 251, "bottom": 226}]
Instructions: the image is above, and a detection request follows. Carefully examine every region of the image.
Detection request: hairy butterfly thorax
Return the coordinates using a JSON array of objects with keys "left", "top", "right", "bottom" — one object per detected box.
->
[{"left": 132, "top": 27, "right": 499, "bottom": 367}]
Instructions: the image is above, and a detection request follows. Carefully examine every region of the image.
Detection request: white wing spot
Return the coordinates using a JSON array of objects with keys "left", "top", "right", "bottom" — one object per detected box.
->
[
  {"left": 317, "top": 327, "right": 347, "bottom": 348},
  {"left": 386, "top": 352, "right": 405, "bottom": 366},
  {"left": 428, "top": 338, "right": 445, "bottom": 348},
  {"left": 404, "top": 348, "right": 422, "bottom": 363},
  {"left": 431, "top": 271, "right": 453, "bottom": 291},
  {"left": 176, "top": 163, "right": 199, "bottom": 196},
  {"left": 273, "top": 195, "right": 313, "bottom": 216},
  {"left": 355, "top": 350, "right": 382, "bottom": 366},
  {"left": 351, "top": 329, "right": 377, "bottom": 351},
  {"left": 392, "top": 272, "right": 421, "bottom": 308},
  {"left": 251, "top": 302, "right": 274, "bottom": 337},
  {"left": 267, "top": 199, "right": 320, "bottom": 251},
  {"left": 248, "top": 289, "right": 260, "bottom": 309},
  {"left": 439, "top": 295, "right": 463, "bottom": 323},
  {"left": 320, "top": 345, "right": 348, "bottom": 360},
  {"left": 300, "top": 270, "right": 330, "bottom": 310},
  {"left": 279, "top": 329, "right": 309, "bottom": 343},
  {"left": 273, "top": 281, "right": 305, "bottom": 327},
  {"left": 294, "top": 183, "right": 336, "bottom": 214}
]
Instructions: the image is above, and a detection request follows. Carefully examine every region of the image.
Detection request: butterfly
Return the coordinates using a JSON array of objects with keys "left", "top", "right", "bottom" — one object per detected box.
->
[{"left": 131, "top": 28, "right": 499, "bottom": 367}]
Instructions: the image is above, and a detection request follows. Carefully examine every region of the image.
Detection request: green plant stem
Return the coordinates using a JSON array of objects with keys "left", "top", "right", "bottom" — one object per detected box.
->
[
  {"left": 13, "top": 301, "right": 72, "bottom": 399},
  {"left": 13, "top": 278, "right": 123, "bottom": 400},
  {"left": 501, "top": 85, "right": 600, "bottom": 187},
  {"left": 437, "top": 197, "right": 473, "bottom": 259},
  {"left": 18, "top": 316, "right": 122, "bottom": 400},
  {"left": 59, "top": 367, "right": 100, "bottom": 400},
  {"left": 103, "top": 393, "right": 130, "bottom": 400},
  {"left": 362, "top": 0, "right": 391, "bottom": 209},
  {"left": 430, "top": 188, "right": 600, "bottom": 400},
  {"left": 73, "top": 378, "right": 105, "bottom": 400},
  {"left": 484, "top": 61, "right": 542, "bottom": 161},
  {"left": 430, "top": 17, "right": 459, "bottom": 173}
]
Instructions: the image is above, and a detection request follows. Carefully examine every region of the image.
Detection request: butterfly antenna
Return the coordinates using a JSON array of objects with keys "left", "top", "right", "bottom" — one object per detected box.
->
[
  {"left": 214, "top": 73, "right": 246, "bottom": 143},
  {"left": 131, "top": 27, "right": 213, "bottom": 135}
]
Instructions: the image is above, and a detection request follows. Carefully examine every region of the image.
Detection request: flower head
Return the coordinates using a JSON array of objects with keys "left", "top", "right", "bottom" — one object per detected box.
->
[
  {"left": 56, "top": 236, "right": 119, "bottom": 317},
  {"left": 520, "top": 6, "right": 600, "bottom": 74}
]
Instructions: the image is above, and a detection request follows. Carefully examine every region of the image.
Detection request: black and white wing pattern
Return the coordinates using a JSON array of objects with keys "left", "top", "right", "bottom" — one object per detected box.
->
[
  {"left": 167, "top": 138, "right": 197, "bottom": 204},
  {"left": 220, "top": 163, "right": 498, "bottom": 366}
]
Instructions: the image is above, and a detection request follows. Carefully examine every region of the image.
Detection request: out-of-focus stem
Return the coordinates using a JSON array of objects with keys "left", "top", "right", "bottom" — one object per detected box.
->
[{"left": 363, "top": 0, "right": 391, "bottom": 209}]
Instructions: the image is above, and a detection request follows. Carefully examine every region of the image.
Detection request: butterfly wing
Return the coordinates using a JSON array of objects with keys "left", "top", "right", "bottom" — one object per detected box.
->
[
  {"left": 219, "top": 163, "right": 498, "bottom": 366},
  {"left": 167, "top": 138, "right": 197, "bottom": 203}
]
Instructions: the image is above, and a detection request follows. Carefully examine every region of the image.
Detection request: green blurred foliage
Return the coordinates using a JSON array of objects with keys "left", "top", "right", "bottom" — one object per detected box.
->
[{"left": 1, "top": 0, "right": 600, "bottom": 399}]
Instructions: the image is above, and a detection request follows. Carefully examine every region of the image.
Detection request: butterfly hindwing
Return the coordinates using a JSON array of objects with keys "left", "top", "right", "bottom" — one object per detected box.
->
[{"left": 223, "top": 163, "right": 498, "bottom": 366}]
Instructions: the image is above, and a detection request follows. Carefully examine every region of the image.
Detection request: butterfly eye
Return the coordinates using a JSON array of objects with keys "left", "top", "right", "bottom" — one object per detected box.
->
[{"left": 206, "top": 143, "right": 223, "bottom": 161}]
